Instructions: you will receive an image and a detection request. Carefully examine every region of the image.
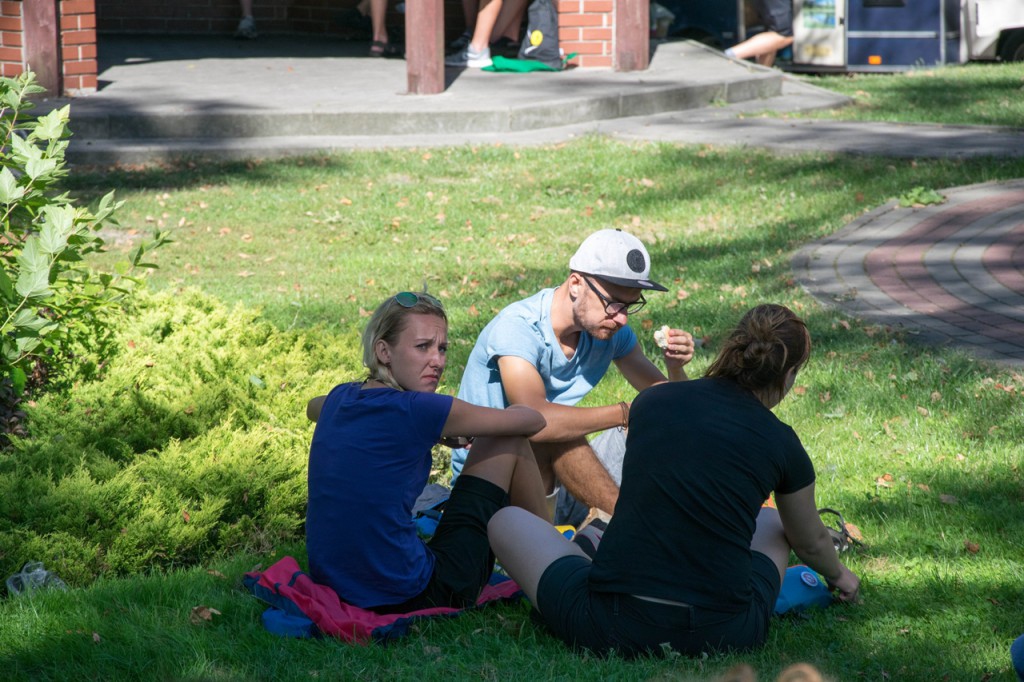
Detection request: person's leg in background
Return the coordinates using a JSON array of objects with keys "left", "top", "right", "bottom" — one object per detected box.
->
[
  {"left": 235, "top": 0, "right": 257, "bottom": 39},
  {"left": 449, "top": 0, "right": 479, "bottom": 51},
  {"left": 724, "top": 0, "right": 793, "bottom": 67},
  {"left": 445, "top": 0, "right": 502, "bottom": 68},
  {"left": 488, "top": 0, "right": 528, "bottom": 56},
  {"left": 368, "top": 0, "right": 403, "bottom": 57}
]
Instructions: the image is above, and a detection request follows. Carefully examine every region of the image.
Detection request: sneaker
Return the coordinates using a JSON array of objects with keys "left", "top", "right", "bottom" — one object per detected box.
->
[
  {"left": 445, "top": 45, "right": 492, "bottom": 68},
  {"left": 489, "top": 36, "right": 520, "bottom": 58},
  {"left": 449, "top": 29, "right": 473, "bottom": 51},
  {"left": 234, "top": 16, "right": 257, "bottom": 40}
]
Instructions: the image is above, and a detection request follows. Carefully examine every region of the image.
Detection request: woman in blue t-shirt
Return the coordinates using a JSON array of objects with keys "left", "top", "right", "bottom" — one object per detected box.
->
[
  {"left": 305, "top": 291, "right": 549, "bottom": 613},
  {"left": 488, "top": 303, "right": 860, "bottom": 657}
]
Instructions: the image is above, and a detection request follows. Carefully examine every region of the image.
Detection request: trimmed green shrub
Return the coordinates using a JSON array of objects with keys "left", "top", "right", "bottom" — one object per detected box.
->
[{"left": 0, "top": 288, "right": 363, "bottom": 585}]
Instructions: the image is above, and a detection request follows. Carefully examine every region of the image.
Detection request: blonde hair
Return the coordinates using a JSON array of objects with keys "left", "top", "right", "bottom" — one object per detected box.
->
[
  {"left": 705, "top": 304, "right": 810, "bottom": 402},
  {"left": 361, "top": 292, "right": 447, "bottom": 391}
]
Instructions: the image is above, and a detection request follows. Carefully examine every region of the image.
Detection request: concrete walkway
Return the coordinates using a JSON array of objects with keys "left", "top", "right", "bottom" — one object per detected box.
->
[{"left": 47, "top": 34, "right": 1024, "bottom": 368}]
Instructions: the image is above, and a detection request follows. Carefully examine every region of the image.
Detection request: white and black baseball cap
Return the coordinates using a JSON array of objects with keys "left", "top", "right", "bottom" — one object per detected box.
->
[{"left": 568, "top": 229, "right": 667, "bottom": 292}]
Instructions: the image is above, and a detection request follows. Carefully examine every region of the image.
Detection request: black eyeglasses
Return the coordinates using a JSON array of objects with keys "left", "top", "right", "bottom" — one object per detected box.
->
[
  {"left": 392, "top": 291, "right": 444, "bottom": 309},
  {"left": 581, "top": 276, "right": 646, "bottom": 316}
]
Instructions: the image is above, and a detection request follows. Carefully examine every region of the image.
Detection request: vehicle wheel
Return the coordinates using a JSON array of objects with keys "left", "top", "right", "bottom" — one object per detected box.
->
[{"left": 999, "top": 30, "right": 1024, "bottom": 62}]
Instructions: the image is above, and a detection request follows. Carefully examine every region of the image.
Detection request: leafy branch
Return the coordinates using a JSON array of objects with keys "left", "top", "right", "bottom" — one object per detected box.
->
[{"left": 0, "top": 71, "right": 169, "bottom": 400}]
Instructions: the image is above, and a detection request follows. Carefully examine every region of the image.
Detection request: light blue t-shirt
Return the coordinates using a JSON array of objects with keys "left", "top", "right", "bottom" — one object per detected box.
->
[{"left": 451, "top": 288, "right": 637, "bottom": 477}]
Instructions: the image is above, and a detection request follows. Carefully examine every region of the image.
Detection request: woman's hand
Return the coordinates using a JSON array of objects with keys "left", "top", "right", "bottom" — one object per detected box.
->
[
  {"left": 827, "top": 564, "right": 861, "bottom": 603},
  {"left": 438, "top": 436, "right": 473, "bottom": 449}
]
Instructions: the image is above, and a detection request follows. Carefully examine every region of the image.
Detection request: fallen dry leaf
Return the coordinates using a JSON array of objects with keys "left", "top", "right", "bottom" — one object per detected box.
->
[
  {"left": 964, "top": 539, "right": 980, "bottom": 554},
  {"left": 939, "top": 494, "right": 959, "bottom": 505},
  {"left": 916, "top": 406, "right": 929, "bottom": 416},
  {"left": 189, "top": 605, "right": 222, "bottom": 625},
  {"left": 92, "top": 631, "right": 101, "bottom": 643}
]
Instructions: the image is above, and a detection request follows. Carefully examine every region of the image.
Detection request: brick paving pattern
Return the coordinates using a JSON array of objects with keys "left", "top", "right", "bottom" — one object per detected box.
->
[{"left": 793, "top": 180, "right": 1024, "bottom": 368}]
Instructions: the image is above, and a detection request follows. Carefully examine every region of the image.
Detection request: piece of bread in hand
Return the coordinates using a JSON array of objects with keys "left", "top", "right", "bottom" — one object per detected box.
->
[{"left": 653, "top": 324, "right": 670, "bottom": 349}]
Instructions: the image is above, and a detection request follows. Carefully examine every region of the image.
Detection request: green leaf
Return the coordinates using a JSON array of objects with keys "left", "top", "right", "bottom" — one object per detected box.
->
[
  {"left": 0, "top": 263, "right": 13, "bottom": 300},
  {"left": 25, "top": 156, "right": 58, "bottom": 181},
  {"left": 15, "top": 335, "right": 40, "bottom": 354},
  {"left": 39, "top": 219, "right": 70, "bottom": 256},
  {"left": 8, "top": 365, "right": 26, "bottom": 394},
  {"left": 249, "top": 375, "right": 266, "bottom": 389},
  {"left": 0, "top": 166, "right": 25, "bottom": 204},
  {"left": 9, "top": 132, "right": 41, "bottom": 163},
  {"left": 32, "top": 105, "right": 69, "bottom": 141},
  {"left": 13, "top": 307, "right": 52, "bottom": 332},
  {"left": 15, "top": 237, "right": 52, "bottom": 299}
]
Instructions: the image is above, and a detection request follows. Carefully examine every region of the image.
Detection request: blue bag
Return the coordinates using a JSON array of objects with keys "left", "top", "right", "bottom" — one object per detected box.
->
[{"left": 774, "top": 565, "right": 833, "bottom": 615}]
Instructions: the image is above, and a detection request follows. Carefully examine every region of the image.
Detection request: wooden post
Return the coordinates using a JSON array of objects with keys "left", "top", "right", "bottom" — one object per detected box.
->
[
  {"left": 615, "top": 0, "right": 649, "bottom": 71},
  {"left": 23, "top": 0, "right": 62, "bottom": 96},
  {"left": 406, "top": 0, "right": 445, "bottom": 94}
]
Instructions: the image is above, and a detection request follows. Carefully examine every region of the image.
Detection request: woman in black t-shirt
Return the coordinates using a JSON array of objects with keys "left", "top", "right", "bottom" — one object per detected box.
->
[{"left": 488, "top": 304, "right": 860, "bottom": 658}]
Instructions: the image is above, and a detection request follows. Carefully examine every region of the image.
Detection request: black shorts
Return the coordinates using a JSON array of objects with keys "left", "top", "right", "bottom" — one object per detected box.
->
[
  {"left": 371, "top": 475, "right": 507, "bottom": 614},
  {"left": 534, "top": 551, "right": 782, "bottom": 658},
  {"left": 751, "top": 0, "right": 793, "bottom": 37}
]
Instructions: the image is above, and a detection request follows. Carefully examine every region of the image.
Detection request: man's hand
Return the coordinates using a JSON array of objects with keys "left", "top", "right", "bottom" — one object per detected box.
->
[{"left": 660, "top": 328, "right": 695, "bottom": 375}]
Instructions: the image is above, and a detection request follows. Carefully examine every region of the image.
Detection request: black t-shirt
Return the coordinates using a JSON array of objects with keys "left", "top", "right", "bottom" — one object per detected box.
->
[{"left": 588, "top": 377, "right": 815, "bottom": 612}]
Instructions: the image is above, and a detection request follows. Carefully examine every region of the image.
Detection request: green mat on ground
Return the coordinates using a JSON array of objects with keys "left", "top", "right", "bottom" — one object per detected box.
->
[{"left": 483, "top": 54, "right": 577, "bottom": 72}]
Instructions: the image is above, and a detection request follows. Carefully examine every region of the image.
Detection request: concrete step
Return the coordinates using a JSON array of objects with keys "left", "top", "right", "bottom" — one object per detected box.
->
[{"left": 41, "top": 36, "right": 802, "bottom": 165}]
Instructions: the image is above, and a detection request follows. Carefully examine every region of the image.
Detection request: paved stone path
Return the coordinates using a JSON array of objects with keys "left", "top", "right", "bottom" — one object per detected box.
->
[{"left": 793, "top": 179, "right": 1024, "bottom": 368}]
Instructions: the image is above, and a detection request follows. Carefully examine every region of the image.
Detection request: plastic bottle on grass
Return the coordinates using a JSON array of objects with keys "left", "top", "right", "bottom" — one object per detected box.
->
[{"left": 5, "top": 561, "right": 68, "bottom": 596}]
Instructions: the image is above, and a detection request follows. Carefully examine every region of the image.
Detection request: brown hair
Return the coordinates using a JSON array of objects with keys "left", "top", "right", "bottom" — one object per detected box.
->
[
  {"left": 362, "top": 292, "right": 447, "bottom": 391},
  {"left": 705, "top": 304, "right": 810, "bottom": 400}
]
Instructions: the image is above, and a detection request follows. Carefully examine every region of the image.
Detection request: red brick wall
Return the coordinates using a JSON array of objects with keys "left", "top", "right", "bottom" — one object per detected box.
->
[
  {"left": 62, "top": 0, "right": 98, "bottom": 94},
  {"left": 0, "top": 1, "right": 22, "bottom": 78},
  {"left": 558, "top": 0, "right": 614, "bottom": 69},
  {"left": 0, "top": 0, "right": 98, "bottom": 96}
]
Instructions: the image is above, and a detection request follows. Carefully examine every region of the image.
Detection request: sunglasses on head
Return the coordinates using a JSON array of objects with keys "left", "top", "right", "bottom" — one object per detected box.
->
[{"left": 392, "top": 291, "right": 444, "bottom": 309}]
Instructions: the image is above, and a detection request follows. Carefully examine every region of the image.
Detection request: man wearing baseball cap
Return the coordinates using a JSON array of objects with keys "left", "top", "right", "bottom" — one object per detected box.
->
[{"left": 452, "top": 229, "right": 695, "bottom": 524}]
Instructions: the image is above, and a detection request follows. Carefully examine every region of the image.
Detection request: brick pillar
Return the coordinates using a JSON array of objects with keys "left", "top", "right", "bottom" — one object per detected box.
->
[
  {"left": 557, "top": 0, "right": 648, "bottom": 71},
  {"left": 60, "top": 0, "right": 97, "bottom": 95},
  {"left": 558, "top": 0, "right": 614, "bottom": 69},
  {"left": 0, "top": 1, "right": 23, "bottom": 78},
  {"left": 615, "top": 0, "right": 649, "bottom": 71}
]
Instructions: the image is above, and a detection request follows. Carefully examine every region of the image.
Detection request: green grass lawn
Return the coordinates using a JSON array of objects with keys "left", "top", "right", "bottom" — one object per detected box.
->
[
  {"left": 2, "top": 79, "right": 1024, "bottom": 681},
  {"left": 802, "top": 61, "right": 1024, "bottom": 127}
]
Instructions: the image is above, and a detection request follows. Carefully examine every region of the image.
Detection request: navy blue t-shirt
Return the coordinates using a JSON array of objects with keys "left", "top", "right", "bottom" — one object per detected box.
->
[
  {"left": 588, "top": 377, "right": 815, "bottom": 612},
  {"left": 306, "top": 382, "right": 453, "bottom": 608}
]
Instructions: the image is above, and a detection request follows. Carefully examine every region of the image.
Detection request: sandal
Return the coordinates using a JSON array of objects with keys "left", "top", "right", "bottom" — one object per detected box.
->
[
  {"left": 369, "top": 40, "right": 404, "bottom": 59},
  {"left": 819, "top": 507, "right": 864, "bottom": 552}
]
